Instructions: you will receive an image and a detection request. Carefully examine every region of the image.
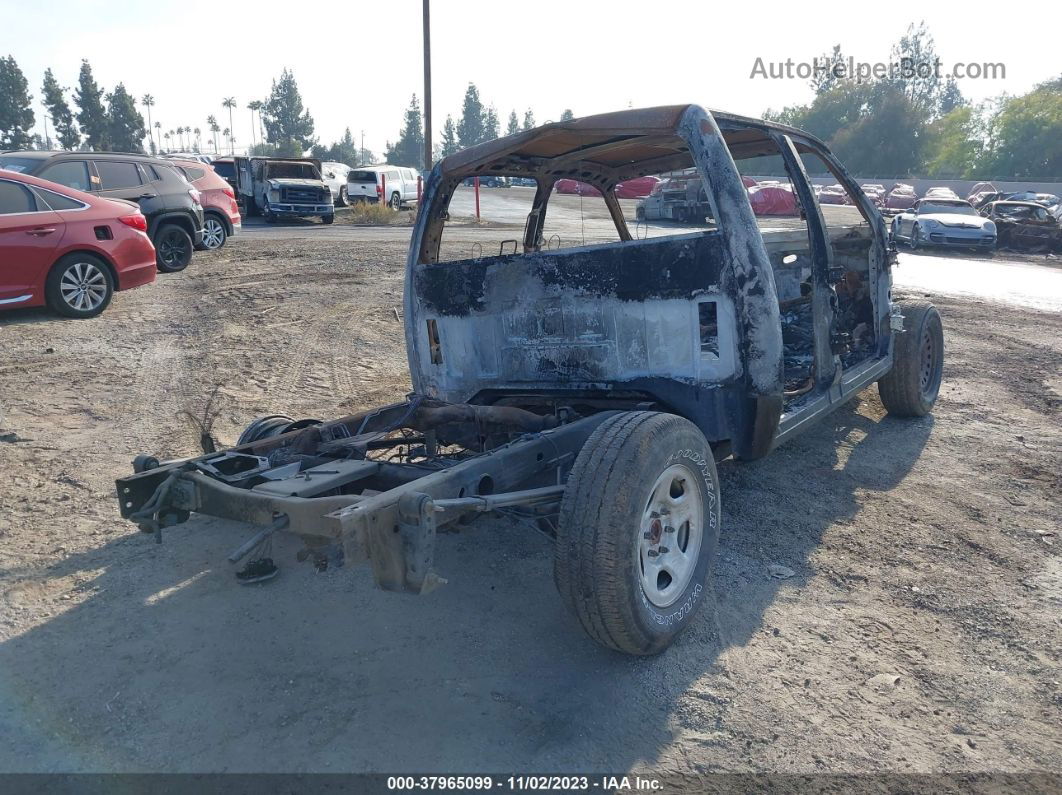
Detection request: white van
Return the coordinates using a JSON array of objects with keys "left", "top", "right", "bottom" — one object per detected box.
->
[
  {"left": 320, "top": 161, "right": 353, "bottom": 205},
  {"left": 346, "top": 165, "right": 421, "bottom": 208}
]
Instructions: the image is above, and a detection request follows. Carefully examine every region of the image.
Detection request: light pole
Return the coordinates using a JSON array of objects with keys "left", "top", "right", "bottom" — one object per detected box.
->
[{"left": 422, "top": 0, "right": 432, "bottom": 171}]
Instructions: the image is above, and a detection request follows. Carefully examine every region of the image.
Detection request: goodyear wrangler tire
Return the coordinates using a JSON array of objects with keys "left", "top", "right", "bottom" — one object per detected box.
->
[
  {"left": 554, "top": 411, "right": 720, "bottom": 655},
  {"left": 877, "top": 300, "right": 944, "bottom": 417}
]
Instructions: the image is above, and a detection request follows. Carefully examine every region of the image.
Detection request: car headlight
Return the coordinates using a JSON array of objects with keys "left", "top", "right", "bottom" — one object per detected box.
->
[
  {"left": 268, "top": 189, "right": 280, "bottom": 201},
  {"left": 982, "top": 221, "right": 996, "bottom": 234},
  {"left": 921, "top": 219, "right": 940, "bottom": 229}
]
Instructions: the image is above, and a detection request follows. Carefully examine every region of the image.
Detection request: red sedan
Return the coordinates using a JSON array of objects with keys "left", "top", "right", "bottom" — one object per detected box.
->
[{"left": 0, "top": 170, "right": 155, "bottom": 318}]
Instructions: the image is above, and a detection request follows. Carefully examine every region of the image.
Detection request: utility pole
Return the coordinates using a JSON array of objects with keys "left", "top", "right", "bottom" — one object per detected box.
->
[
  {"left": 422, "top": 0, "right": 432, "bottom": 172},
  {"left": 360, "top": 129, "right": 365, "bottom": 165}
]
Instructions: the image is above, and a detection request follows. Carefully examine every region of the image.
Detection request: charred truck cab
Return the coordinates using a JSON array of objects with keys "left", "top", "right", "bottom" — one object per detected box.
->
[
  {"left": 235, "top": 156, "right": 334, "bottom": 224},
  {"left": 118, "top": 106, "right": 943, "bottom": 655}
]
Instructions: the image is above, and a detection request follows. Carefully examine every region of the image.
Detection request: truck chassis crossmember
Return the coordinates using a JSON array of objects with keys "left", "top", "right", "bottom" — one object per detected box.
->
[{"left": 118, "top": 398, "right": 614, "bottom": 594}]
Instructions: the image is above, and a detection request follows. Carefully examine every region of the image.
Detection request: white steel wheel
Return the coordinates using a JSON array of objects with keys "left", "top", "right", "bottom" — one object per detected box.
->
[
  {"left": 555, "top": 411, "right": 720, "bottom": 655},
  {"left": 201, "top": 217, "right": 227, "bottom": 249},
  {"left": 638, "top": 463, "right": 704, "bottom": 608}
]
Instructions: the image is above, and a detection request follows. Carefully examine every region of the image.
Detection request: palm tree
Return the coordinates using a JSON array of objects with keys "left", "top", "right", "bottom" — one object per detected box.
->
[
  {"left": 222, "top": 97, "right": 237, "bottom": 154},
  {"left": 141, "top": 94, "right": 156, "bottom": 152},
  {"left": 193, "top": 127, "right": 201, "bottom": 153},
  {"left": 222, "top": 127, "right": 230, "bottom": 152},
  {"left": 247, "top": 100, "right": 263, "bottom": 149},
  {"left": 206, "top": 115, "right": 219, "bottom": 153},
  {"left": 153, "top": 121, "right": 161, "bottom": 152},
  {"left": 164, "top": 130, "right": 172, "bottom": 151}
]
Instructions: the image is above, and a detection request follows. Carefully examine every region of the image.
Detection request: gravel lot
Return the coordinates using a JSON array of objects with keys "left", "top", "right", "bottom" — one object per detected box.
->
[{"left": 0, "top": 228, "right": 1059, "bottom": 777}]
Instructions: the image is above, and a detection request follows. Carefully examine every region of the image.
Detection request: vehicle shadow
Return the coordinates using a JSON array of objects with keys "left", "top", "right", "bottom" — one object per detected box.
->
[
  {"left": 0, "top": 306, "right": 57, "bottom": 327},
  {"left": 0, "top": 398, "right": 933, "bottom": 773}
]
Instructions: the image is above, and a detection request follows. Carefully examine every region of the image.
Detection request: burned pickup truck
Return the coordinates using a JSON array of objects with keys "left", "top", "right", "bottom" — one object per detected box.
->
[{"left": 118, "top": 105, "right": 943, "bottom": 655}]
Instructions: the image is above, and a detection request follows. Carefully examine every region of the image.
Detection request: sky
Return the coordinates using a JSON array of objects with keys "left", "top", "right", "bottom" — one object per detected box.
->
[{"left": 2, "top": 0, "right": 1056, "bottom": 157}]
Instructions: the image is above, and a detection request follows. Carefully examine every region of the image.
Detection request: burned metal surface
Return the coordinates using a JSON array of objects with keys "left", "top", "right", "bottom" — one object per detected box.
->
[
  {"left": 407, "top": 104, "right": 790, "bottom": 458},
  {"left": 117, "top": 103, "right": 898, "bottom": 606}
]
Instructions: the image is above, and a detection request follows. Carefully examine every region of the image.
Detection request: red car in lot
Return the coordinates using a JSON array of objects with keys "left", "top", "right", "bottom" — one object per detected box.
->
[
  {"left": 0, "top": 170, "right": 155, "bottom": 318},
  {"left": 555, "top": 176, "right": 662, "bottom": 198},
  {"left": 168, "top": 158, "right": 241, "bottom": 250}
]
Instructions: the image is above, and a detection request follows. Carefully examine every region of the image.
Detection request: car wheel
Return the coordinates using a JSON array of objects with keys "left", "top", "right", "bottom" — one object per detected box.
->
[
  {"left": 154, "top": 225, "right": 193, "bottom": 272},
  {"left": 877, "top": 300, "right": 944, "bottom": 417},
  {"left": 389, "top": 192, "right": 401, "bottom": 210},
  {"left": 337, "top": 186, "right": 349, "bottom": 207},
  {"left": 910, "top": 223, "right": 922, "bottom": 250},
  {"left": 46, "top": 254, "right": 114, "bottom": 319},
  {"left": 321, "top": 214, "right": 334, "bottom": 225},
  {"left": 554, "top": 411, "right": 720, "bottom": 655},
  {"left": 199, "top": 216, "right": 227, "bottom": 250},
  {"left": 890, "top": 219, "right": 900, "bottom": 242}
]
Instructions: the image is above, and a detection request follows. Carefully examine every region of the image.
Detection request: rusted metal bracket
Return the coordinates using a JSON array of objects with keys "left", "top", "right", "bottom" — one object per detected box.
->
[{"left": 396, "top": 493, "right": 442, "bottom": 594}]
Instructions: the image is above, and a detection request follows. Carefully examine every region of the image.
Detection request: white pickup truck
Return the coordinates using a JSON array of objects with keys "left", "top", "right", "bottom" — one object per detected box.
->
[{"left": 346, "top": 165, "right": 421, "bottom": 209}]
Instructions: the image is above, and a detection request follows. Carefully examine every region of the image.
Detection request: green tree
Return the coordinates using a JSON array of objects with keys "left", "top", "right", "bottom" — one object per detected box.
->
[
  {"left": 0, "top": 55, "right": 35, "bottom": 149},
  {"left": 938, "top": 77, "right": 964, "bottom": 115},
  {"left": 767, "top": 81, "right": 871, "bottom": 144},
  {"left": 384, "top": 94, "right": 424, "bottom": 167},
  {"left": 312, "top": 127, "right": 360, "bottom": 165},
  {"left": 207, "top": 115, "right": 220, "bottom": 153},
  {"left": 981, "top": 82, "right": 1062, "bottom": 178},
  {"left": 439, "top": 114, "right": 459, "bottom": 157},
  {"left": 559, "top": 108, "right": 574, "bottom": 121},
  {"left": 74, "top": 60, "right": 108, "bottom": 150},
  {"left": 457, "top": 83, "right": 484, "bottom": 149},
  {"left": 922, "top": 106, "right": 979, "bottom": 177},
  {"left": 105, "top": 84, "right": 146, "bottom": 152},
  {"left": 247, "top": 99, "right": 262, "bottom": 148},
  {"left": 889, "top": 21, "right": 952, "bottom": 118},
  {"left": 829, "top": 85, "right": 927, "bottom": 176},
  {"left": 140, "top": 94, "right": 155, "bottom": 152},
  {"left": 522, "top": 108, "right": 535, "bottom": 131},
  {"left": 222, "top": 97, "right": 236, "bottom": 153},
  {"left": 483, "top": 104, "right": 499, "bottom": 142},
  {"left": 262, "top": 69, "right": 315, "bottom": 157},
  {"left": 809, "top": 44, "right": 847, "bottom": 95},
  {"left": 506, "top": 109, "right": 519, "bottom": 136},
  {"left": 42, "top": 68, "right": 80, "bottom": 149}
]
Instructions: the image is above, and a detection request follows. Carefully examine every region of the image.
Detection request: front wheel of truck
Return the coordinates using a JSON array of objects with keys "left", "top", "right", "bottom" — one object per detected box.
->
[
  {"left": 554, "top": 411, "right": 720, "bottom": 655},
  {"left": 877, "top": 300, "right": 944, "bottom": 417},
  {"left": 321, "top": 214, "right": 334, "bottom": 224}
]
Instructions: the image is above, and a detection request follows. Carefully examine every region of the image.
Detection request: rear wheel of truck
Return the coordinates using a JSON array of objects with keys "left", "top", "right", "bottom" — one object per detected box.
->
[
  {"left": 877, "top": 300, "right": 943, "bottom": 417},
  {"left": 389, "top": 192, "right": 401, "bottom": 210},
  {"left": 554, "top": 411, "right": 720, "bottom": 655},
  {"left": 337, "top": 186, "right": 349, "bottom": 206}
]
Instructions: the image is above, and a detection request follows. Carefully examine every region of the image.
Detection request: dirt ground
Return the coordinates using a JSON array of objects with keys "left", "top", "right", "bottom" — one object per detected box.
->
[{"left": 0, "top": 233, "right": 1059, "bottom": 777}]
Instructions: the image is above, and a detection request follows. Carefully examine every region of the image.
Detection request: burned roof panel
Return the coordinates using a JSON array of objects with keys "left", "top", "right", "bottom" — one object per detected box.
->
[{"left": 438, "top": 104, "right": 823, "bottom": 184}]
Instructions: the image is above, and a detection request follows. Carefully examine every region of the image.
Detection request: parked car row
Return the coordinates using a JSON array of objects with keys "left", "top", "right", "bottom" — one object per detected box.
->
[
  {"left": 1, "top": 148, "right": 244, "bottom": 319},
  {"left": 349, "top": 165, "right": 421, "bottom": 208},
  {"left": 0, "top": 168, "right": 156, "bottom": 318},
  {"left": 889, "top": 194, "right": 1062, "bottom": 253}
]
